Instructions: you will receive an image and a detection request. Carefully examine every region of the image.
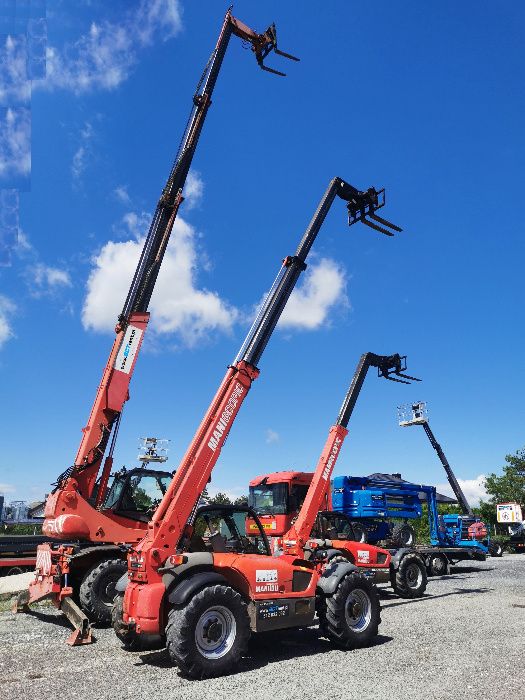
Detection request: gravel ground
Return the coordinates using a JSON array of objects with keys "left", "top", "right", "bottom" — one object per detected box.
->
[{"left": 1, "top": 555, "right": 524, "bottom": 700}]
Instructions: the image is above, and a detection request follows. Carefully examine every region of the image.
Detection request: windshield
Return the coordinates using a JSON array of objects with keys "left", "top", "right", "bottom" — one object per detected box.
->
[
  {"left": 248, "top": 483, "right": 289, "bottom": 514},
  {"left": 190, "top": 508, "right": 269, "bottom": 556},
  {"left": 104, "top": 472, "right": 171, "bottom": 514}
]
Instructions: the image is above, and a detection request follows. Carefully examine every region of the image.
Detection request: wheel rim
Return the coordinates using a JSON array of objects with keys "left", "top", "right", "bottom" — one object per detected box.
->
[
  {"left": 98, "top": 574, "right": 118, "bottom": 606},
  {"left": 401, "top": 529, "right": 414, "bottom": 546},
  {"left": 344, "top": 589, "right": 372, "bottom": 632},
  {"left": 406, "top": 562, "right": 423, "bottom": 589},
  {"left": 195, "top": 605, "right": 236, "bottom": 659},
  {"left": 433, "top": 556, "right": 446, "bottom": 574}
]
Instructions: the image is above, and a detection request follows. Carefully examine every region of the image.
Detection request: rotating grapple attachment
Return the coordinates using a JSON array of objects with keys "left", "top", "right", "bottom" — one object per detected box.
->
[
  {"left": 230, "top": 16, "right": 300, "bottom": 76},
  {"left": 344, "top": 187, "right": 402, "bottom": 236},
  {"left": 377, "top": 354, "right": 421, "bottom": 385}
]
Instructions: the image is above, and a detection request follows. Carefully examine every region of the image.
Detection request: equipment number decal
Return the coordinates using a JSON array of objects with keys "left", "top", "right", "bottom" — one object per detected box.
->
[
  {"left": 256, "top": 569, "right": 278, "bottom": 583},
  {"left": 357, "top": 550, "right": 370, "bottom": 564},
  {"left": 114, "top": 325, "right": 143, "bottom": 374}
]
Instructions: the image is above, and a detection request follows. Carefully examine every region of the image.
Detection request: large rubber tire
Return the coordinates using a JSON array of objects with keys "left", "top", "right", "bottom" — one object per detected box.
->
[
  {"left": 350, "top": 522, "right": 368, "bottom": 543},
  {"left": 318, "top": 573, "right": 381, "bottom": 649},
  {"left": 166, "top": 584, "right": 250, "bottom": 679},
  {"left": 488, "top": 541, "right": 503, "bottom": 558},
  {"left": 391, "top": 523, "right": 416, "bottom": 547},
  {"left": 391, "top": 552, "right": 427, "bottom": 598},
  {"left": 79, "top": 558, "right": 127, "bottom": 625},
  {"left": 112, "top": 593, "right": 140, "bottom": 650},
  {"left": 427, "top": 552, "right": 449, "bottom": 577},
  {"left": 4, "top": 566, "right": 26, "bottom": 576}
]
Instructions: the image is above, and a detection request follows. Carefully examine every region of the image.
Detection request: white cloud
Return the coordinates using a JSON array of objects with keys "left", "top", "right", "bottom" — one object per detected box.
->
[
  {"left": 82, "top": 214, "right": 237, "bottom": 347},
  {"left": 71, "top": 121, "right": 94, "bottom": 181},
  {"left": 29, "top": 263, "right": 71, "bottom": 290},
  {"left": 16, "top": 230, "right": 32, "bottom": 252},
  {"left": 436, "top": 474, "right": 488, "bottom": 507},
  {"left": 279, "top": 257, "right": 347, "bottom": 330},
  {"left": 266, "top": 429, "right": 280, "bottom": 444},
  {"left": 40, "top": 0, "right": 183, "bottom": 94},
  {"left": 72, "top": 146, "right": 86, "bottom": 179},
  {"left": 16, "top": 232, "right": 73, "bottom": 299},
  {"left": 0, "top": 296, "right": 16, "bottom": 349},
  {"left": 0, "top": 34, "right": 31, "bottom": 106},
  {"left": 184, "top": 170, "right": 204, "bottom": 209},
  {"left": 114, "top": 185, "right": 131, "bottom": 205},
  {"left": 121, "top": 211, "right": 151, "bottom": 239},
  {"left": 0, "top": 107, "right": 31, "bottom": 181},
  {"left": 0, "top": 482, "right": 16, "bottom": 494}
]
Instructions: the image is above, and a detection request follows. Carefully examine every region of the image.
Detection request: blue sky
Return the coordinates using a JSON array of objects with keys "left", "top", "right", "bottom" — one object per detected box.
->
[{"left": 0, "top": 0, "right": 524, "bottom": 506}]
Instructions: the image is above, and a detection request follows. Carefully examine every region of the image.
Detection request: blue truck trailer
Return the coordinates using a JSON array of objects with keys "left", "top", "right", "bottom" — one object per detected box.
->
[{"left": 332, "top": 473, "right": 498, "bottom": 574}]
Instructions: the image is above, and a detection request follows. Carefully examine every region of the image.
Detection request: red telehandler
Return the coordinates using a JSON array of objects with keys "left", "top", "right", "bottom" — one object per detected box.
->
[
  {"left": 248, "top": 353, "right": 417, "bottom": 539},
  {"left": 113, "top": 178, "right": 402, "bottom": 678},
  {"left": 17, "top": 10, "right": 298, "bottom": 643},
  {"left": 247, "top": 352, "right": 428, "bottom": 599}
]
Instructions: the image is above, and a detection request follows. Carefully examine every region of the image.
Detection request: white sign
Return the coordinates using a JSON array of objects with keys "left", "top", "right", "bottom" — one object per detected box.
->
[
  {"left": 497, "top": 503, "right": 523, "bottom": 523},
  {"left": 114, "top": 325, "right": 143, "bottom": 374},
  {"left": 357, "top": 550, "right": 370, "bottom": 564},
  {"left": 256, "top": 569, "right": 278, "bottom": 583}
]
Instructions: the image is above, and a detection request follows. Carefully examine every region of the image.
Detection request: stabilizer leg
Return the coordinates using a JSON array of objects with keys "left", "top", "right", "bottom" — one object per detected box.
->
[
  {"left": 61, "top": 596, "right": 94, "bottom": 646},
  {"left": 13, "top": 589, "right": 30, "bottom": 613}
]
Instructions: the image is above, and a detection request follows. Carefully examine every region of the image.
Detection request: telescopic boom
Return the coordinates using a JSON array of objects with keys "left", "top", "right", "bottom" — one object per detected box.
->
[
  {"left": 44, "top": 10, "right": 298, "bottom": 534},
  {"left": 399, "top": 402, "right": 474, "bottom": 516},
  {"left": 283, "top": 353, "right": 419, "bottom": 554},
  {"left": 421, "top": 422, "right": 473, "bottom": 516},
  {"left": 130, "top": 179, "right": 402, "bottom": 561}
]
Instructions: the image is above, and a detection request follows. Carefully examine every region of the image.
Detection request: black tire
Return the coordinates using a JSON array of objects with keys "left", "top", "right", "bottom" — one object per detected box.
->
[
  {"left": 350, "top": 522, "right": 368, "bottom": 543},
  {"left": 391, "top": 552, "right": 427, "bottom": 598},
  {"left": 318, "top": 573, "right": 381, "bottom": 649},
  {"left": 391, "top": 523, "right": 416, "bottom": 547},
  {"left": 427, "top": 553, "right": 449, "bottom": 577},
  {"left": 488, "top": 541, "right": 503, "bottom": 558},
  {"left": 79, "top": 558, "right": 127, "bottom": 625},
  {"left": 112, "top": 593, "right": 140, "bottom": 649},
  {"left": 166, "top": 584, "right": 250, "bottom": 679}
]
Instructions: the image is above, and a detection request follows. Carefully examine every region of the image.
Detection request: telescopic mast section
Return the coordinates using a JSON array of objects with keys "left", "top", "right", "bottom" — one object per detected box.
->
[
  {"left": 283, "top": 353, "right": 419, "bottom": 554},
  {"left": 49, "top": 10, "right": 298, "bottom": 513},
  {"left": 135, "top": 179, "right": 403, "bottom": 559},
  {"left": 398, "top": 402, "right": 473, "bottom": 516},
  {"left": 422, "top": 421, "right": 473, "bottom": 516}
]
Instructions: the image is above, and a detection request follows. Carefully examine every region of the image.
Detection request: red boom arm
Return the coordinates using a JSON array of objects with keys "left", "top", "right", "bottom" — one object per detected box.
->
[{"left": 42, "top": 12, "right": 297, "bottom": 541}]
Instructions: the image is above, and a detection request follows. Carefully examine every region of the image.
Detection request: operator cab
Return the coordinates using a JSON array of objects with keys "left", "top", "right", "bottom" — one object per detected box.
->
[
  {"left": 103, "top": 467, "right": 172, "bottom": 522},
  {"left": 313, "top": 511, "right": 357, "bottom": 541},
  {"left": 248, "top": 473, "right": 312, "bottom": 515},
  {"left": 184, "top": 505, "right": 271, "bottom": 556}
]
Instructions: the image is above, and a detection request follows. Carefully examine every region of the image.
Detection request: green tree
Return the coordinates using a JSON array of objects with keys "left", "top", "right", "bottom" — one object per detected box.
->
[
  {"left": 234, "top": 495, "right": 248, "bottom": 506},
  {"left": 412, "top": 503, "right": 462, "bottom": 544},
  {"left": 210, "top": 492, "right": 232, "bottom": 505},
  {"left": 478, "top": 446, "right": 525, "bottom": 527},
  {"left": 1, "top": 523, "right": 42, "bottom": 536}
]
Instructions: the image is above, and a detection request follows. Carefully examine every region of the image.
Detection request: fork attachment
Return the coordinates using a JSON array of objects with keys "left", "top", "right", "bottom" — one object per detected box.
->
[
  {"left": 344, "top": 186, "right": 402, "bottom": 236},
  {"left": 230, "top": 16, "right": 300, "bottom": 76},
  {"left": 377, "top": 355, "right": 421, "bottom": 384}
]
